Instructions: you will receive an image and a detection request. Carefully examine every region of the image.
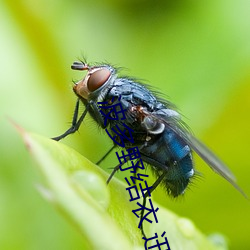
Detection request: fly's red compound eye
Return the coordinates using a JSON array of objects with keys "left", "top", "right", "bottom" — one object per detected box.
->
[{"left": 87, "top": 68, "right": 111, "bottom": 92}]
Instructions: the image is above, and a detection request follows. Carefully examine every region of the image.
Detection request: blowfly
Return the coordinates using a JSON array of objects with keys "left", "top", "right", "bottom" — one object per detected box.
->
[{"left": 52, "top": 60, "right": 246, "bottom": 235}]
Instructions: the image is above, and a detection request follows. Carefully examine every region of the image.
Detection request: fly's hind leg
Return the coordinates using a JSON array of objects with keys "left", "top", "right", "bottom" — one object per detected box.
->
[{"left": 139, "top": 170, "right": 168, "bottom": 238}]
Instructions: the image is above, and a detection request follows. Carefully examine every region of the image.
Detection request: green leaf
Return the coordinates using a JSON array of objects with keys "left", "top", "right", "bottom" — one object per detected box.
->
[{"left": 19, "top": 128, "right": 227, "bottom": 250}]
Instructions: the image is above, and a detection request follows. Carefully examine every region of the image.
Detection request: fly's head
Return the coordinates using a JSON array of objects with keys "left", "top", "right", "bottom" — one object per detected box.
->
[{"left": 72, "top": 61, "right": 116, "bottom": 101}]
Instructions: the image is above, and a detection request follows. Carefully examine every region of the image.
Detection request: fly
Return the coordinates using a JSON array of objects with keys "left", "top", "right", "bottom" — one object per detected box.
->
[{"left": 52, "top": 60, "right": 247, "bottom": 236}]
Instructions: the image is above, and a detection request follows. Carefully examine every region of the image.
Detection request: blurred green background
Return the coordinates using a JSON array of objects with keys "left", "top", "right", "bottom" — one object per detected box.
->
[{"left": 1, "top": 0, "right": 250, "bottom": 249}]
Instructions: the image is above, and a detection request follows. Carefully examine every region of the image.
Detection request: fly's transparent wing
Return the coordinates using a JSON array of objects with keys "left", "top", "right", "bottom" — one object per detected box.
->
[
  {"left": 185, "top": 133, "right": 236, "bottom": 181},
  {"left": 148, "top": 110, "right": 247, "bottom": 198},
  {"left": 170, "top": 122, "right": 247, "bottom": 198}
]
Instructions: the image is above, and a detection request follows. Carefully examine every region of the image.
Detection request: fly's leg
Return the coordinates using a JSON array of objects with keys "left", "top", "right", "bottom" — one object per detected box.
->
[
  {"left": 106, "top": 160, "right": 126, "bottom": 184},
  {"left": 96, "top": 145, "right": 116, "bottom": 165},
  {"left": 52, "top": 100, "right": 89, "bottom": 141},
  {"left": 140, "top": 171, "right": 168, "bottom": 238}
]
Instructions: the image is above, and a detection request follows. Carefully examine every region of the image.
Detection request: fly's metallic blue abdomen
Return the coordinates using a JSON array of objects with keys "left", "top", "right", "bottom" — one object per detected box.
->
[{"left": 139, "top": 129, "right": 193, "bottom": 197}]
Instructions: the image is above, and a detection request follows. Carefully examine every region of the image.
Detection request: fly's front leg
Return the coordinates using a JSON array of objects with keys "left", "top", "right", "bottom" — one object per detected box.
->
[{"left": 52, "top": 99, "right": 89, "bottom": 141}]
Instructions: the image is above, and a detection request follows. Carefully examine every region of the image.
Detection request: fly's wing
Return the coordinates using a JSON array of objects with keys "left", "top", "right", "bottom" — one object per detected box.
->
[
  {"left": 150, "top": 110, "right": 247, "bottom": 198},
  {"left": 179, "top": 130, "right": 248, "bottom": 198}
]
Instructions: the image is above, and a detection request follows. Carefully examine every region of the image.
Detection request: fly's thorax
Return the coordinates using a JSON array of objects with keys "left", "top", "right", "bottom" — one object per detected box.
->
[
  {"left": 141, "top": 116, "right": 165, "bottom": 134},
  {"left": 139, "top": 108, "right": 180, "bottom": 135},
  {"left": 73, "top": 64, "right": 117, "bottom": 102}
]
